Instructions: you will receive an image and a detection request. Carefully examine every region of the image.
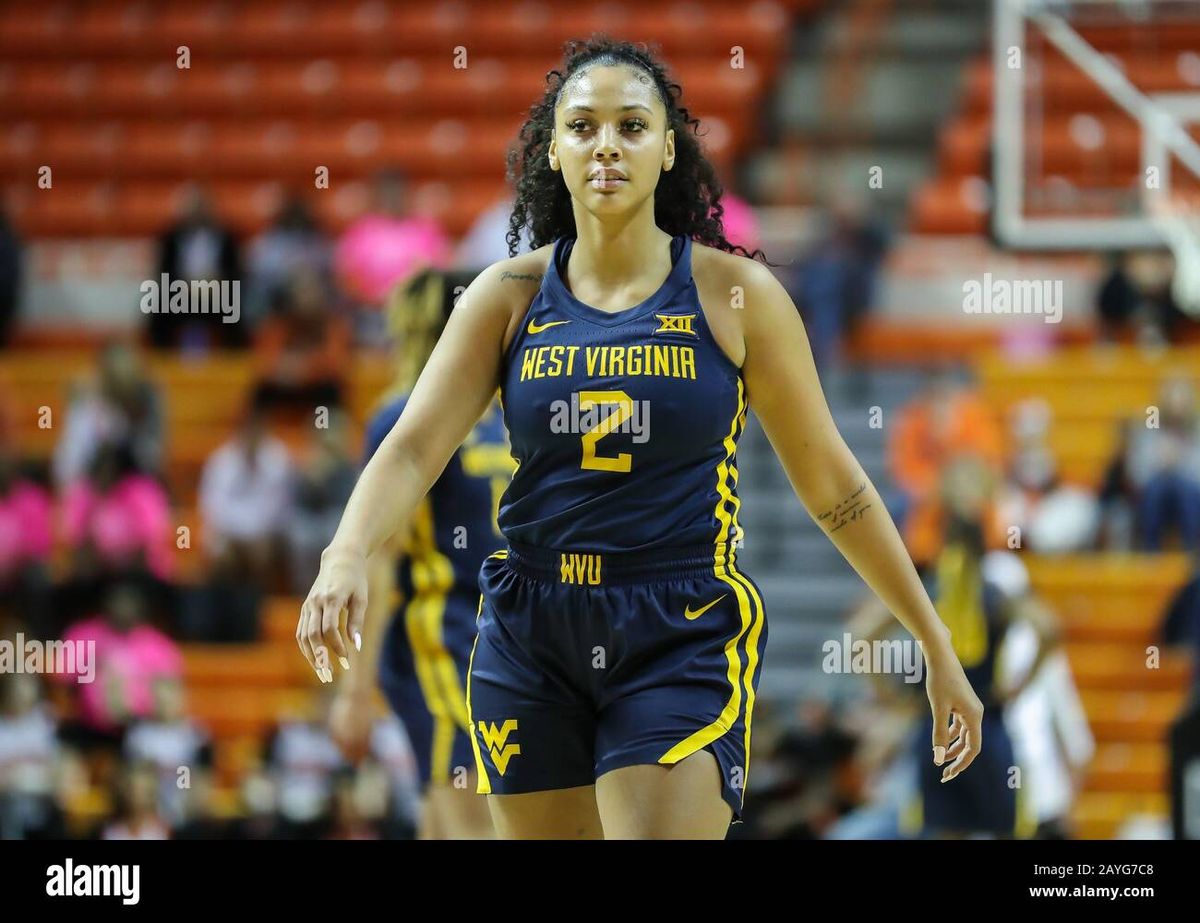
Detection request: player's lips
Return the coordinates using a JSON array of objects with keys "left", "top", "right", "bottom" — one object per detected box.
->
[{"left": 589, "top": 168, "right": 627, "bottom": 190}]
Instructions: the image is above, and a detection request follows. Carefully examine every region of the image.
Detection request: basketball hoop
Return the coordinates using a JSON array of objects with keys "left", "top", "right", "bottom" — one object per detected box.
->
[{"left": 1148, "top": 191, "right": 1200, "bottom": 316}]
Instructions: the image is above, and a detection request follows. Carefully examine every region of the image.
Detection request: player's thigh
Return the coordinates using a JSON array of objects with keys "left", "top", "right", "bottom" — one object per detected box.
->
[
  {"left": 428, "top": 771, "right": 495, "bottom": 839},
  {"left": 595, "top": 749, "right": 732, "bottom": 839},
  {"left": 486, "top": 786, "right": 604, "bottom": 840}
]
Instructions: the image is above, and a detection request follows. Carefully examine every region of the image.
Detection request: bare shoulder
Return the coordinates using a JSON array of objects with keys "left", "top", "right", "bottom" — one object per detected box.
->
[
  {"left": 691, "top": 242, "right": 787, "bottom": 367},
  {"left": 468, "top": 245, "right": 555, "bottom": 353},
  {"left": 692, "top": 240, "right": 777, "bottom": 287}
]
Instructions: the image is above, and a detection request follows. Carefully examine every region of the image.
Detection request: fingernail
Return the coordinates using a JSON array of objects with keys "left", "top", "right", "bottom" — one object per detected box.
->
[
  {"left": 933, "top": 746, "right": 945, "bottom": 765},
  {"left": 354, "top": 632, "right": 362, "bottom": 652},
  {"left": 321, "top": 668, "right": 333, "bottom": 683},
  {"left": 339, "top": 656, "right": 350, "bottom": 670}
]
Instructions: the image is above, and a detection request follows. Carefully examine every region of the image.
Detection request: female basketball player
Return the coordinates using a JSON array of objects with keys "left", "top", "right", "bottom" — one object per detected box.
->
[
  {"left": 298, "top": 37, "right": 985, "bottom": 839},
  {"left": 327, "top": 268, "right": 510, "bottom": 839}
]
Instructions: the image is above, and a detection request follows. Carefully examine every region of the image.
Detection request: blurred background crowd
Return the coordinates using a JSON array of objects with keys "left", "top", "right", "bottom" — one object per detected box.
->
[{"left": 2, "top": 0, "right": 1200, "bottom": 840}]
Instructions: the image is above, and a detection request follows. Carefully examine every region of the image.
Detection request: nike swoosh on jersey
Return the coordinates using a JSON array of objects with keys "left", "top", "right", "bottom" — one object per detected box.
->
[
  {"left": 684, "top": 594, "right": 727, "bottom": 620},
  {"left": 527, "top": 318, "right": 572, "bottom": 334}
]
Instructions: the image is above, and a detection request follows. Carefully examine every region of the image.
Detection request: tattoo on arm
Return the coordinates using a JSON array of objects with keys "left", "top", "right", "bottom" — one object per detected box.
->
[
  {"left": 817, "top": 482, "right": 873, "bottom": 533},
  {"left": 499, "top": 272, "right": 543, "bottom": 283}
]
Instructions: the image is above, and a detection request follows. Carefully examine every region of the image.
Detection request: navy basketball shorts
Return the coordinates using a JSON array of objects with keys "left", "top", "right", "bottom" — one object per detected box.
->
[
  {"left": 378, "top": 592, "right": 479, "bottom": 788},
  {"left": 905, "top": 708, "right": 1033, "bottom": 837},
  {"left": 466, "top": 543, "right": 768, "bottom": 821}
]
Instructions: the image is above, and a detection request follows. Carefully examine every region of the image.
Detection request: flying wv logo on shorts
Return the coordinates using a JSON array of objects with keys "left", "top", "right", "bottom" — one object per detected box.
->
[
  {"left": 653, "top": 313, "right": 698, "bottom": 337},
  {"left": 478, "top": 719, "right": 521, "bottom": 776}
]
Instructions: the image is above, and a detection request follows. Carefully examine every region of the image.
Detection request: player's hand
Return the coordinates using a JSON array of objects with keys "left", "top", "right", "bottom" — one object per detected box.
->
[
  {"left": 923, "top": 647, "right": 984, "bottom": 783},
  {"left": 297, "top": 545, "right": 368, "bottom": 683},
  {"left": 329, "top": 686, "right": 375, "bottom": 762}
]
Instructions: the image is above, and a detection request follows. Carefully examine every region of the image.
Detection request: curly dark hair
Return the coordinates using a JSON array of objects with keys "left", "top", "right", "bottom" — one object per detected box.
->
[{"left": 505, "top": 35, "right": 771, "bottom": 265}]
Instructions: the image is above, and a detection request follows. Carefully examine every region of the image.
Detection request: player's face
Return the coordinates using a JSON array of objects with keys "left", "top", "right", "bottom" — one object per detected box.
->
[{"left": 549, "top": 65, "right": 675, "bottom": 213}]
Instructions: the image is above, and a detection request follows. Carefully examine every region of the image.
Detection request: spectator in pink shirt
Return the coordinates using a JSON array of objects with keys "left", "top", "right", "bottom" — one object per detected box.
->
[
  {"left": 56, "top": 582, "right": 183, "bottom": 749},
  {"left": 0, "top": 447, "right": 54, "bottom": 634},
  {"left": 61, "top": 442, "right": 174, "bottom": 583},
  {"left": 333, "top": 169, "right": 451, "bottom": 312}
]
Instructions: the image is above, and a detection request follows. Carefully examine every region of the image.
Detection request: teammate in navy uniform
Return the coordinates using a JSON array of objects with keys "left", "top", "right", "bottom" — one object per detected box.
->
[
  {"left": 328, "top": 268, "right": 512, "bottom": 839},
  {"left": 300, "top": 37, "right": 987, "bottom": 839},
  {"left": 900, "top": 458, "right": 1041, "bottom": 838}
]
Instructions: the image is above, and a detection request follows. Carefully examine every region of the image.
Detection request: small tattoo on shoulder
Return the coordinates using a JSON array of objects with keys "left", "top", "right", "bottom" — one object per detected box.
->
[
  {"left": 500, "top": 271, "right": 543, "bottom": 283},
  {"left": 817, "top": 482, "right": 872, "bottom": 533}
]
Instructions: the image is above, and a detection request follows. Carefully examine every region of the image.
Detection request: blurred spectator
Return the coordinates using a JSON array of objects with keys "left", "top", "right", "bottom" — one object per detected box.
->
[
  {"left": 246, "top": 196, "right": 332, "bottom": 325},
  {"left": 366, "top": 716, "right": 421, "bottom": 836},
  {"left": 0, "top": 206, "right": 22, "bottom": 346},
  {"left": 264, "top": 695, "right": 347, "bottom": 839},
  {"left": 454, "top": 195, "right": 533, "bottom": 268},
  {"left": 1095, "top": 251, "right": 1140, "bottom": 343},
  {"left": 198, "top": 403, "right": 293, "bottom": 589},
  {"left": 333, "top": 168, "right": 451, "bottom": 313},
  {"left": 251, "top": 267, "right": 351, "bottom": 416},
  {"left": 1163, "top": 554, "right": 1200, "bottom": 705},
  {"left": 1163, "top": 555, "right": 1200, "bottom": 839},
  {"left": 53, "top": 342, "right": 165, "bottom": 489},
  {"left": 822, "top": 596, "right": 930, "bottom": 840},
  {"left": 171, "top": 763, "right": 225, "bottom": 839},
  {"left": 714, "top": 190, "right": 763, "bottom": 257},
  {"left": 996, "top": 399, "right": 1099, "bottom": 553},
  {"left": 228, "top": 770, "right": 282, "bottom": 840},
  {"left": 286, "top": 410, "right": 357, "bottom": 594},
  {"left": 150, "top": 185, "right": 243, "bottom": 350},
  {"left": 102, "top": 758, "right": 170, "bottom": 839},
  {"left": 60, "top": 441, "right": 175, "bottom": 583},
  {"left": 0, "top": 672, "right": 66, "bottom": 839},
  {"left": 888, "top": 371, "right": 1005, "bottom": 567},
  {"left": 788, "top": 201, "right": 888, "bottom": 369},
  {"left": 0, "top": 446, "right": 54, "bottom": 635},
  {"left": 55, "top": 582, "right": 184, "bottom": 753},
  {"left": 123, "top": 677, "right": 212, "bottom": 829},
  {"left": 324, "top": 764, "right": 386, "bottom": 840},
  {"left": 1101, "top": 375, "right": 1200, "bottom": 552}
]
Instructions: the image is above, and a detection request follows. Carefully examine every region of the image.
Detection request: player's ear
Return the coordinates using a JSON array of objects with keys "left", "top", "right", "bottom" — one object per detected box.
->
[
  {"left": 663, "top": 128, "right": 675, "bottom": 172},
  {"left": 548, "top": 129, "right": 560, "bottom": 172}
]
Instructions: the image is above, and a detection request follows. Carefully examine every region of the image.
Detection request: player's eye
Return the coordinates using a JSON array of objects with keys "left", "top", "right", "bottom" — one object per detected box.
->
[{"left": 566, "top": 119, "right": 647, "bottom": 133}]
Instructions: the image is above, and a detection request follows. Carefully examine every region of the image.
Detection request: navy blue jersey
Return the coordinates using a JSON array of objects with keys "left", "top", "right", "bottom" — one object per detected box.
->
[
  {"left": 498, "top": 234, "right": 746, "bottom": 556},
  {"left": 363, "top": 395, "right": 513, "bottom": 609},
  {"left": 927, "top": 543, "right": 1008, "bottom": 709}
]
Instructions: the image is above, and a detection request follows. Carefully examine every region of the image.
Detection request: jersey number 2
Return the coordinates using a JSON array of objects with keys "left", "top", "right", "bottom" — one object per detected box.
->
[{"left": 579, "top": 390, "right": 634, "bottom": 473}]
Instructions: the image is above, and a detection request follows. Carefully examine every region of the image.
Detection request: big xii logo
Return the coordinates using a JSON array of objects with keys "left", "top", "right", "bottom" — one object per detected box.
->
[
  {"left": 653, "top": 313, "right": 698, "bottom": 336},
  {"left": 477, "top": 719, "right": 521, "bottom": 775}
]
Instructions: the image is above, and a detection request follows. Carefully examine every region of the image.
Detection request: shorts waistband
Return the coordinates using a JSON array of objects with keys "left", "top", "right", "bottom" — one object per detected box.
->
[{"left": 501, "top": 541, "right": 738, "bottom": 586}]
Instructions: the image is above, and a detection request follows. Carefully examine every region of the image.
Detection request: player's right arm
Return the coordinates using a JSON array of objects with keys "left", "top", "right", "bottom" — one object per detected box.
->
[{"left": 296, "top": 260, "right": 529, "bottom": 682}]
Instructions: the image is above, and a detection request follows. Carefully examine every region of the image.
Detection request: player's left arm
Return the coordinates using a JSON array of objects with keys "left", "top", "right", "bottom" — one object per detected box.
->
[{"left": 736, "top": 259, "right": 983, "bottom": 780}]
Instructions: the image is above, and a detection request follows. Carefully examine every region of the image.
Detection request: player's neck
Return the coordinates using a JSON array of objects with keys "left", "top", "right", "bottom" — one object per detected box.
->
[{"left": 568, "top": 217, "right": 673, "bottom": 293}]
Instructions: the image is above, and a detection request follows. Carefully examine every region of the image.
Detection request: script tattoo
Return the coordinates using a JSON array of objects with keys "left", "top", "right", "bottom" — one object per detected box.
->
[
  {"left": 500, "top": 272, "right": 543, "bottom": 283},
  {"left": 818, "top": 482, "right": 872, "bottom": 533}
]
